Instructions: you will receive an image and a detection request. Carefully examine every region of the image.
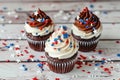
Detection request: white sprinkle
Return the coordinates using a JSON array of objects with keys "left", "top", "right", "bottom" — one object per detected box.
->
[
  {"left": 8, "top": 20, "right": 12, "bottom": 24},
  {"left": 50, "top": 4, "right": 56, "bottom": 8},
  {"left": 0, "top": 18, "right": 5, "bottom": 22},
  {"left": 76, "top": 16, "right": 80, "bottom": 20},
  {"left": 10, "top": 54, "right": 15, "bottom": 58},
  {"left": 94, "top": 11, "right": 100, "bottom": 15},
  {"left": 14, "top": 15, "right": 19, "bottom": 18},
  {"left": 16, "top": 59, "right": 21, "bottom": 63},
  {"left": 34, "top": 11, "right": 38, "bottom": 16},
  {"left": 37, "top": 18, "right": 42, "bottom": 22},
  {"left": 9, "top": 47, "right": 14, "bottom": 51},
  {"left": 14, "top": 45, "right": 20, "bottom": 48}
]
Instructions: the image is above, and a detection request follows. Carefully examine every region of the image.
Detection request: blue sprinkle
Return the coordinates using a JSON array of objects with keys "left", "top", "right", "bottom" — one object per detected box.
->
[
  {"left": 83, "top": 21, "right": 86, "bottom": 24},
  {"left": 86, "top": 18, "right": 88, "bottom": 21},
  {"left": 59, "top": 39, "right": 63, "bottom": 42},
  {"left": 70, "top": 45, "right": 72, "bottom": 48},
  {"left": 24, "top": 68, "right": 28, "bottom": 71},
  {"left": 22, "top": 64, "right": 26, "bottom": 67},
  {"left": 63, "top": 33, "right": 69, "bottom": 39},
  {"left": 37, "top": 63, "right": 43, "bottom": 67},
  {"left": 70, "top": 42, "right": 72, "bottom": 45},
  {"left": 54, "top": 38, "right": 58, "bottom": 41},
  {"left": 80, "top": 19, "right": 83, "bottom": 22},
  {"left": 51, "top": 44, "right": 54, "bottom": 46},
  {"left": 41, "top": 68, "right": 44, "bottom": 71},
  {"left": 46, "top": 30, "right": 48, "bottom": 33},
  {"left": 10, "top": 43, "right": 14, "bottom": 46},
  {"left": 46, "top": 16, "right": 49, "bottom": 19},
  {"left": 36, "top": 59, "right": 40, "bottom": 62},
  {"left": 47, "top": 39, "right": 50, "bottom": 42},
  {"left": 5, "top": 46, "right": 10, "bottom": 48},
  {"left": 86, "top": 26, "right": 89, "bottom": 28},
  {"left": 62, "top": 25, "right": 67, "bottom": 30},
  {"left": 3, "top": 7, "right": 7, "bottom": 10},
  {"left": 101, "top": 60, "right": 105, "bottom": 64},
  {"left": 92, "top": 16, "right": 94, "bottom": 19},
  {"left": 36, "top": 33, "right": 38, "bottom": 35},
  {"left": 31, "top": 18, "right": 34, "bottom": 21},
  {"left": 117, "top": 54, "right": 120, "bottom": 57},
  {"left": 90, "top": 4, "right": 94, "bottom": 8},
  {"left": 18, "top": 8, "right": 22, "bottom": 11},
  {"left": 58, "top": 35, "right": 61, "bottom": 39},
  {"left": 95, "top": 63, "right": 100, "bottom": 66},
  {"left": 58, "top": 48, "right": 60, "bottom": 51},
  {"left": 103, "top": 11, "right": 108, "bottom": 14},
  {"left": 77, "top": 45, "right": 79, "bottom": 48},
  {"left": 41, "top": 18, "right": 45, "bottom": 22}
]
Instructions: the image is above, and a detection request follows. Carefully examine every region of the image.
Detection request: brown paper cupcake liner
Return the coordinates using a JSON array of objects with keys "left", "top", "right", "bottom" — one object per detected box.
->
[
  {"left": 26, "top": 37, "right": 46, "bottom": 51},
  {"left": 78, "top": 37, "right": 100, "bottom": 52},
  {"left": 45, "top": 52, "right": 78, "bottom": 74}
]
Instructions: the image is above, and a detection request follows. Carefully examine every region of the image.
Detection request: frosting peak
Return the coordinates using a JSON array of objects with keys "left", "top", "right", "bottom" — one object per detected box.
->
[
  {"left": 24, "top": 8, "right": 54, "bottom": 36},
  {"left": 27, "top": 8, "right": 53, "bottom": 30},
  {"left": 74, "top": 7, "right": 101, "bottom": 34},
  {"left": 45, "top": 26, "right": 79, "bottom": 59}
]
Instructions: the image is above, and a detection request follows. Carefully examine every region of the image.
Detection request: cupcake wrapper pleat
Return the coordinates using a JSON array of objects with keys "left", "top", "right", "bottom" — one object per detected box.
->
[
  {"left": 26, "top": 37, "right": 46, "bottom": 51},
  {"left": 78, "top": 37, "right": 100, "bottom": 47},
  {"left": 47, "top": 57, "right": 77, "bottom": 73}
]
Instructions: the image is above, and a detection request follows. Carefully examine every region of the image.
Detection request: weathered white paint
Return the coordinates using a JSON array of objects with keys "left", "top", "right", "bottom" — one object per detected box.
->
[
  {"left": 0, "top": 24, "right": 120, "bottom": 39},
  {"left": 0, "top": 1, "right": 120, "bottom": 11},
  {"left": 0, "top": 40, "right": 120, "bottom": 61},
  {"left": 0, "top": 62, "right": 120, "bottom": 80}
]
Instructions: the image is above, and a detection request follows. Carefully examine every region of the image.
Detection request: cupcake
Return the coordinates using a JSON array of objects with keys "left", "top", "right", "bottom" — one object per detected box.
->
[
  {"left": 71, "top": 7, "right": 102, "bottom": 52},
  {"left": 45, "top": 26, "right": 79, "bottom": 73},
  {"left": 24, "top": 9, "right": 54, "bottom": 51}
]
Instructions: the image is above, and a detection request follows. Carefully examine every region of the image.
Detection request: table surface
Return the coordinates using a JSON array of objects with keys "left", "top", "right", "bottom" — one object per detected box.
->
[{"left": 0, "top": 0, "right": 120, "bottom": 80}]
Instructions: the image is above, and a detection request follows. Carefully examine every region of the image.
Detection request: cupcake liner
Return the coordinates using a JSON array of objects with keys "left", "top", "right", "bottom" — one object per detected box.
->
[
  {"left": 45, "top": 53, "right": 78, "bottom": 73},
  {"left": 78, "top": 36, "right": 100, "bottom": 52},
  {"left": 26, "top": 37, "right": 46, "bottom": 51},
  {"left": 78, "top": 36, "right": 100, "bottom": 46}
]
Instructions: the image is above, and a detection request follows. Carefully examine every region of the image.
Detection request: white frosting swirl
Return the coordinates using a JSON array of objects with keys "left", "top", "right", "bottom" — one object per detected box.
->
[
  {"left": 24, "top": 23, "right": 54, "bottom": 36},
  {"left": 45, "top": 26, "right": 79, "bottom": 59},
  {"left": 72, "top": 24, "right": 102, "bottom": 39}
]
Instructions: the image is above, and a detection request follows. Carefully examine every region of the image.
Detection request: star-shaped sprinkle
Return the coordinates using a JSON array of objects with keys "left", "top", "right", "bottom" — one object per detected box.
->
[{"left": 63, "top": 33, "right": 69, "bottom": 39}]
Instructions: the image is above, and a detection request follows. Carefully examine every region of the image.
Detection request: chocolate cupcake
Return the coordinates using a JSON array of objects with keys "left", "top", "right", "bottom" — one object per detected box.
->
[
  {"left": 24, "top": 9, "right": 54, "bottom": 51},
  {"left": 71, "top": 7, "right": 102, "bottom": 52},
  {"left": 45, "top": 26, "right": 79, "bottom": 73}
]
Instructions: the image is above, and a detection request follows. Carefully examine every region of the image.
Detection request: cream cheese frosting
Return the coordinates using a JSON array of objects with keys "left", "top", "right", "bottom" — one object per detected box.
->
[
  {"left": 45, "top": 26, "right": 79, "bottom": 59},
  {"left": 24, "top": 22, "right": 54, "bottom": 36}
]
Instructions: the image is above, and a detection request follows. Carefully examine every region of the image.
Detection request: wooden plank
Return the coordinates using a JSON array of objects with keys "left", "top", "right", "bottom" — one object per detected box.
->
[
  {"left": 0, "top": 11, "right": 120, "bottom": 24},
  {"left": 0, "top": 62, "right": 120, "bottom": 80},
  {"left": 0, "top": 0, "right": 119, "bottom": 2},
  {"left": 0, "top": 40, "right": 120, "bottom": 61},
  {"left": 0, "top": 2, "right": 120, "bottom": 11},
  {"left": 0, "top": 24, "right": 120, "bottom": 39}
]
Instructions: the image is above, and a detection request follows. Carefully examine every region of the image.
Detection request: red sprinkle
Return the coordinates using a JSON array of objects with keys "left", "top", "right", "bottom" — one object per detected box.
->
[
  {"left": 82, "top": 70, "right": 85, "bottom": 72},
  {"left": 66, "top": 39, "right": 69, "bottom": 44},
  {"left": 24, "top": 50, "right": 29, "bottom": 54},
  {"left": 80, "top": 54, "right": 87, "bottom": 60},
  {"left": 29, "top": 55, "right": 34, "bottom": 58},
  {"left": 15, "top": 47, "right": 20, "bottom": 50},
  {"left": 20, "top": 30, "right": 24, "bottom": 33},
  {"left": 104, "top": 68, "right": 110, "bottom": 72},
  {"left": 116, "top": 41, "right": 120, "bottom": 43},
  {"left": 6, "top": 60, "right": 10, "bottom": 62},
  {"left": 2, "top": 42, "right": 6, "bottom": 46},
  {"left": 87, "top": 71, "right": 91, "bottom": 74},
  {"left": 32, "top": 77, "right": 38, "bottom": 80},
  {"left": 55, "top": 78, "right": 60, "bottom": 80}
]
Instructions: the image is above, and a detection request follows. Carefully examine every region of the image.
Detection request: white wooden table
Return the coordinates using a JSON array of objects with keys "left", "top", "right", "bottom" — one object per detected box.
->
[{"left": 0, "top": 0, "right": 120, "bottom": 80}]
